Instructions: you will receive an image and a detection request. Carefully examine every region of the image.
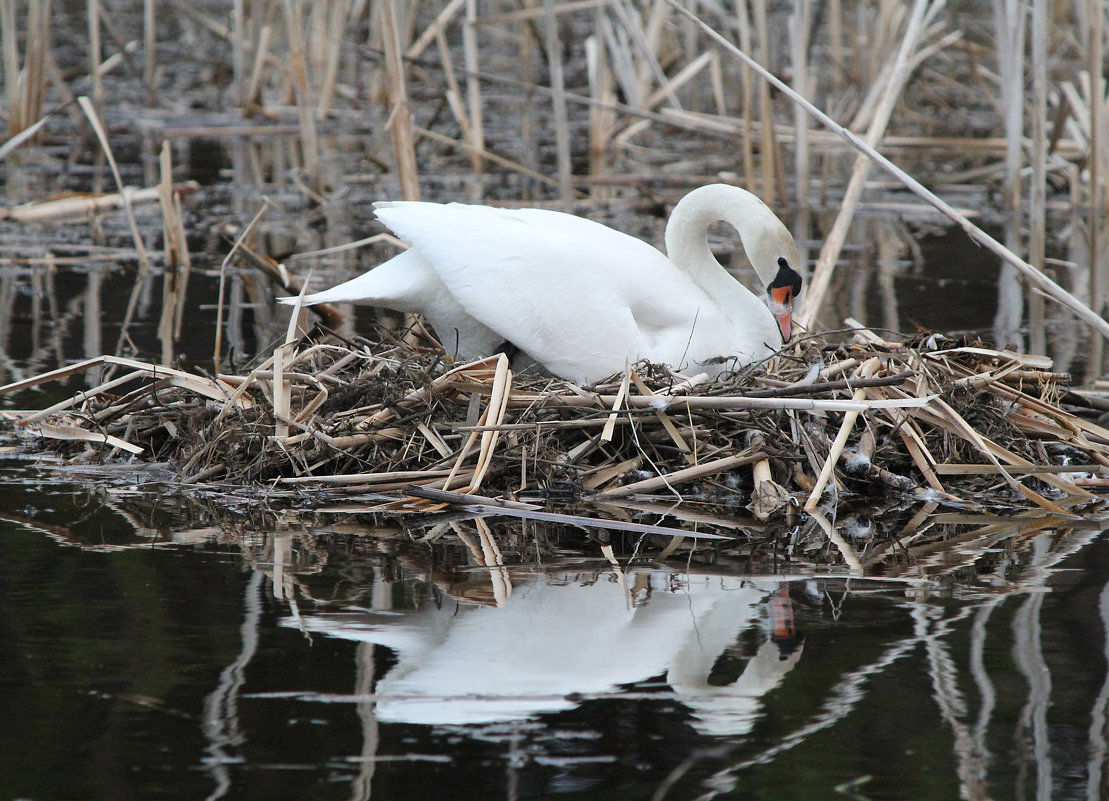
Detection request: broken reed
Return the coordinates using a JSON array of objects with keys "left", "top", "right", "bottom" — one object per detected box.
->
[{"left": 1, "top": 0, "right": 49, "bottom": 140}]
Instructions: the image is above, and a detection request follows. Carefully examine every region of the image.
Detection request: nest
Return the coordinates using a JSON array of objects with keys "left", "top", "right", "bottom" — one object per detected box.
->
[{"left": 3, "top": 322, "right": 1109, "bottom": 520}]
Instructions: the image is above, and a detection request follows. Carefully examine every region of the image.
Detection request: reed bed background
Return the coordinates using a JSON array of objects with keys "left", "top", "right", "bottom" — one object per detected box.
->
[
  {"left": 1, "top": 0, "right": 1109, "bottom": 524},
  {"left": 0, "top": 1, "right": 1106, "bottom": 361}
]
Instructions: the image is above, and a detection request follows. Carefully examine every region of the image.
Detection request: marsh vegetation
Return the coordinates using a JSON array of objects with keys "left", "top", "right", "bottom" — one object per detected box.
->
[{"left": 1, "top": 3, "right": 1109, "bottom": 799}]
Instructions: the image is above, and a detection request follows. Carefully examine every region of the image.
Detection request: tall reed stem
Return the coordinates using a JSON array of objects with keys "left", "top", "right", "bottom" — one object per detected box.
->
[
  {"left": 282, "top": 0, "right": 320, "bottom": 190},
  {"left": 1086, "top": 0, "right": 1106, "bottom": 380},
  {"left": 1027, "top": 0, "right": 1047, "bottom": 355},
  {"left": 463, "top": 0, "right": 484, "bottom": 171},
  {"left": 545, "top": 0, "right": 574, "bottom": 208},
  {"left": 381, "top": 0, "right": 420, "bottom": 200}
]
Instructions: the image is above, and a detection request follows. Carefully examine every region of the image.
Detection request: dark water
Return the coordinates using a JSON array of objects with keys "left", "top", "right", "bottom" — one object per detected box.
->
[{"left": 2, "top": 457, "right": 1108, "bottom": 800}]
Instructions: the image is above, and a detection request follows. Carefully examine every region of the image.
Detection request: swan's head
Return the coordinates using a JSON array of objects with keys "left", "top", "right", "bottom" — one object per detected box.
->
[
  {"left": 732, "top": 192, "right": 803, "bottom": 343},
  {"left": 664, "top": 184, "right": 805, "bottom": 342},
  {"left": 766, "top": 258, "right": 803, "bottom": 342}
]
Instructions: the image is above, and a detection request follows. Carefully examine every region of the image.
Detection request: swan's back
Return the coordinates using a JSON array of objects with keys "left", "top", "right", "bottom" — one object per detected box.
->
[{"left": 375, "top": 201, "right": 729, "bottom": 381}]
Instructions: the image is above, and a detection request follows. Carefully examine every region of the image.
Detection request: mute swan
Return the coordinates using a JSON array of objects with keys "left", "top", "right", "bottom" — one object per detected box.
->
[{"left": 281, "top": 184, "right": 803, "bottom": 384}]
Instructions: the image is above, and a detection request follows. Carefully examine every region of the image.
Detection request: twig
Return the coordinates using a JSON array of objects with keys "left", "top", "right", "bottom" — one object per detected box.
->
[
  {"left": 380, "top": 0, "right": 420, "bottom": 200},
  {"left": 214, "top": 202, "right": 271, "bottom": 373},
  {"left": 597, "top": 451, "right": 765, "bottom": 498},
  {"left": 804, "top": 357, "right": 879, "bottom": 510}
]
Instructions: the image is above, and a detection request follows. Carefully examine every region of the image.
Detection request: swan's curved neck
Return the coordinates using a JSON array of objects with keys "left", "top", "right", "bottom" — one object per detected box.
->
[{"left": 663, "top": 184, "right": 798, "bottom": 291}]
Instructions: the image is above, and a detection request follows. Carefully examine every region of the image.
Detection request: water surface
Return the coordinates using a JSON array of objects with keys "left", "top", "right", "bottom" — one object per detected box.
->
[{"left": 1, "top": 459, "right": 1107, "bottom": 800}]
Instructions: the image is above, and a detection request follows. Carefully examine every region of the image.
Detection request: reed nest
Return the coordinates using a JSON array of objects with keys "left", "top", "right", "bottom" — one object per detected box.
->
[{"left": 3, "top": 318, "right": 1109, "bottom": 519}]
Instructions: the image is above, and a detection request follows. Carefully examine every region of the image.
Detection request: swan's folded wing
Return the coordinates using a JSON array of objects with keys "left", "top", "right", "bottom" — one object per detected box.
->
[{"left": 374, "top": 202, "right": 708, "bottom": 381}]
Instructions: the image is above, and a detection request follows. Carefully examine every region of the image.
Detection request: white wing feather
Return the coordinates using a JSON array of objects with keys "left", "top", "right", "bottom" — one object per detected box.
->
[{"left": 375, "top": 202, "right": 742, "bottom": 381}]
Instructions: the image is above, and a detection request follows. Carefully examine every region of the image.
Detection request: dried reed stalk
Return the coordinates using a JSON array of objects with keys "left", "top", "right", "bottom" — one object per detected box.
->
[
  {"left": 86, "top": 0, "right": 102, "bottom": 109},
  {"left": 315, "top": 0, "right": 348, "bottom": 115},
  {"left": 36, "top": 422, "right": 145, "bottom": 456},
  {"left": 242, "top": 24, "right": 272, "bottom": 114},
  {"left": 75, "top": 95, "right": 160, "bottom": 365},
  {"left": 809, "top": 509, "right": 863, "bottom": 572},
  {"left": 0, "top": 0, "right": 18, "bottom": 136},
  {"left": 721, "top": 1, "right": 751, "bottom": 190},
  {"left": 587, "top": 7, "right": 617, "bottom": 189},
  {"left": 143, "top": 0, "right": 156, "bottom": 102},
  {"left": 994, "top": 0, "right": 1026, "bottom": 212},
  {"left": 789, "top": 0, "right": 811, "bottom": 209},
  {"left": 0, "top": 354, "right": 250, "bottom": 411},
  {"left": 14, "top": 0, "right": 50, "bottom": 139},
  {"left": 463, "top": 0, "right": 484, "bottom": 169},
  {"left": 407, "top": 0, "right": 465, "bottom": 59},
  {"left": 433, "top": 27, "right": 477, "bottom": 167},
  {"left": 156, "top": 142, "right": 191, "bottom": 365},
  {"left": 282, "top": 0, "right": 321, "bottom": 189},
  {"left": 749, "top": 431, "right": 789, "bottom": 519},
  {"left": 231, "top": 0, "right": 244, "bottom": 105},
  {"left": 1085, "top": 0, "right": 1107, "bottom": 380},
  {"left": 544, "top": 0, "right": 574, "bottom": 207},
  {"left": 413, "top": 125, "right": 558, "bottom": 187},
  {"left": 448, "top": 353, "right": 511, "bottom": 493},
  {"left": 596, "top": 451, "right": 763, "bottom": 498},
  {"left": 380, "top": 0, "right": 420, "bottom": 200},
  {"left": 214, "top": 202, "right": 270, "bottom": 373},
  {"left": 1027, "top": 0, "right": 1048, "bottom": 355},
  {"left": 804, "top": 357, "right": 879, "bottom": 510},
  {"left": 0, "top": 182, "right": 198, "bottom": 222},
  {"left": 750, "top": 0, "right": 778, "bottom": 201}
]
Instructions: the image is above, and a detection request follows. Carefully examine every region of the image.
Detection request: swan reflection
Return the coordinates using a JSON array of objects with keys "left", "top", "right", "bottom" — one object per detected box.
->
[{"left": 283, "top": 570, "right": 802, "bottom": 733}]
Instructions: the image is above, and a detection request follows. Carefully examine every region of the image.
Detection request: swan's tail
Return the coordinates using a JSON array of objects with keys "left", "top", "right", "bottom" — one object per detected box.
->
[
  {"left": 277, "top": 269, "right": 386, "bottom": 307},
  {"left": 277, "top": 249, "right": 429, "bottom": 307}
]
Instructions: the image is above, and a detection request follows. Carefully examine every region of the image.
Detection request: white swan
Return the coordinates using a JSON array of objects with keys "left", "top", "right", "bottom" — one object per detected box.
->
[{"left": 281, "top": 184, "right": 803, "bottom": 384}]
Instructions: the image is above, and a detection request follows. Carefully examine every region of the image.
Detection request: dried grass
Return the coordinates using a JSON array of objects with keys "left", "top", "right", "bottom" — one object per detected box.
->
[{"left": 3, "top": 324, "right": 1108, "bottom": 521}]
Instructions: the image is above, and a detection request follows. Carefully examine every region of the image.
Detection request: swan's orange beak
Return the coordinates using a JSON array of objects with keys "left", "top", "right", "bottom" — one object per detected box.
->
[
  {"left": 768, "top": 285, "right": 795, "bottom": 342},
  {"left": 767, "top": 258, "right": 803, "bottom": 343}
]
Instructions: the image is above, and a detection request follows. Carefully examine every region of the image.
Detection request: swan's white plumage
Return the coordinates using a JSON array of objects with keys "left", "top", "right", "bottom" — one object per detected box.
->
[{"left": 282, "top": 184, "right": 802, "bottom": 384}]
